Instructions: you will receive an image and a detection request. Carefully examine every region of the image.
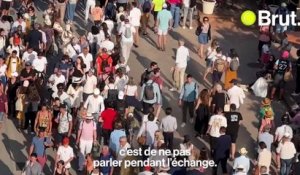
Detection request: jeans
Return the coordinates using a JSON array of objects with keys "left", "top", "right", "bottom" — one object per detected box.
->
[
  {"left": 182, "top": 6, "right": 194, "bottom": 28},
  {"left": 170, "top": 4, "right": 180, "bottom": 28},
  {"left": 163, "top": 132, "right": 174, "bottom": 151},
  {"left": 182, "top": 101, "right": 195, "bottom": 123},
  {"left": 280, "top": 158, "right": 293, "bottom": 175},
  {"left": 78, "top": 139, "right": 93, "bottom": 170},
  {"left": 85, "top": 0, "right": 96, "bottom": 22},
  {"left": 173, "top": 67, "right": 186, "bottom": 90},
  {"left": 67, "top": 2, "right": 77, "bottom": 22}
]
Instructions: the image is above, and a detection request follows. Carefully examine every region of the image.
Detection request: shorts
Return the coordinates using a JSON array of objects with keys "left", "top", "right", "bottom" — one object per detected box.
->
[
  {"left": 273, "top": 73, "right": 285, "bottom": 88},
  {"left": 198, "top": 33, "right": 208, "bottom": 44},
  {"left": 158, "top": 28, "right": 168, "bottom": 35},
  {"left": 153, "top": 11, "right": 158, "bottom": 21},
  {"left": 228, "top": 133, "right": 238, "bottom": 143},
  {"left": 1, "top": 1, "right": 11, "bottom": 10},
  {"left": 0, "top": 112, "right": 4, "bottom": 123}
]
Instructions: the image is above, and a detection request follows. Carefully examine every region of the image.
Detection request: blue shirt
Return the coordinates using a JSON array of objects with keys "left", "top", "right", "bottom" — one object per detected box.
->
[
  {"left": 179, "top": 82, "right": 198, "bottom": 102},
  {"left": 31, "top": 136, "right": 51, "bottom": 156},
  {"left": 233, "top": 155, "right": 250, "bottom": 173},
  {"left": 109, "top": 129, "right": 126, "bottom": 153},
  {"left": 99, "top": 153, "right": 114, "bottom": 174},
  {"left": 140, "top": 80, "right": 162, "bottom": 104},
  {"left": 157, "top": 9, "right": 172, "bottom": 30}
]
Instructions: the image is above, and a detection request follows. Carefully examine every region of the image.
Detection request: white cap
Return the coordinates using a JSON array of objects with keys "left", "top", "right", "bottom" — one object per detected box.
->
[
  {"left": 118, "top": 91, "right": 124, "bottom": 100},
  {"left": 23, "top": 80, "right": 29, "bottom": 87},
  {"left": 163, "top": 3, "right": 168, "bottom": 8},
  {"left": 12, "top": 72, "right": 19, "bottom": 77},
  {"left": 93, "top": 88, "right": 100, "bottom": 95}
]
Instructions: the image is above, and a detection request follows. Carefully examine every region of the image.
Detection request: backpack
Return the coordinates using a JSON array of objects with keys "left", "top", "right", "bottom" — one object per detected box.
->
[
  {"left": 107, "top": 86, "right": 118, "bottom": 102},
  {"left": 215, "top": 58, "right": 225, "bottom": 72},
  {"left": 144, "top": 81, "right": 155, "bottom": 100},
  {"left": 105, "top": 3, "right": 117, "bottom": 21},
  {"left": 229, "top": 58, "right": 239, "bottom": 71},
  {"left": 190, "top": 0, "right": 197, "bottom": 8},
  {"left": 124, "top": 26, "right": 132, "bottom": 39},
  {"left": 143, "top": 0, "right": 152, "bottom": 13},
  {"left": 101, "top": 57, "right": 110, "bottom": 72}
]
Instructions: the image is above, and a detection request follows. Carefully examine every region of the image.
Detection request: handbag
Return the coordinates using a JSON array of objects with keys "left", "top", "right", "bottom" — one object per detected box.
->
[
  {"left": 224, "top": 92, "right": 230, "bottom": 112},
  {"left": 284, "top": 70, "right": 293, "bottom": 82},
  {"left": 15, "top": 97, "right": 23, "bottom": 111}
]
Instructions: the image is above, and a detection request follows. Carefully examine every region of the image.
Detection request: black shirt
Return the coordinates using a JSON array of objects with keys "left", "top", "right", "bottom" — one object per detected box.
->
[
  {"left": 20, "top": 68, "right": 36, "bottom": 79},
  {"left": 212, "top": 92, "right": 226, "bottom": 113},
  {"left": 296, "top": 57, "right": 300, "bottom": 74},
  {"left": 224, "top": 111, "right": 243, "bottom": 134},
  {"left": 27, "top": 29, "right": 42, "bottom": 49}
]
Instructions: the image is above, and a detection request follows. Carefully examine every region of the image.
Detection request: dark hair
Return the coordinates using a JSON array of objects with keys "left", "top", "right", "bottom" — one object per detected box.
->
[
  {"left": 200, "top": 89, "right": 209, "bottom": 106},
  {"left": 259, "top": 142, "right": 267, "bottom": 149},
  {"left": 153, "top": 68, "right": 160, "bottom": 75},
  {"left": 131, "top": 2, "right": 137, "bottom": 7},
  {"left": 165, "top": 107, "right": 172, "bottom": 115},
  {"left": 297, "top": 49, "right": 300, "bottom": 57},
  {"left": 229, "top": 48, "right": 238, "bottom": 58},
  {"left": 199, "top": 148, "right": 208, "bottom": 160},
  {"left": 216, "top": 107, "right": 223, "bottom": 113},
  {"left": 148, "top": 113, "right": 155, "bottom": 121},
  {"left": 230, "top": 104, "right": 237, "bottom": 111},
  {"left": 150, "top": 62, "right": 157, "bottom": 67},
  {"left": 114, "top": 121, "right": 123, "bottom": 129},
  {"left": 31, "top": 153, "right": 38, "bottom": 157},
  {"left": 108, "top": 76, "right": 115, "bottom": 83},
  {"left": 120, "top": 15, "right": 126, "bottom": 22},
  {"left": 91, "top": 25, "right": 99, "bottom": 35},
  {"left": 149, "top": 106, "right": 155, "bottom": 113},
  {"left": 216, "top": 47, "right": 222, "bottom": 53},
  {"left": 57, "top": 160, "right": 65, "bottom": 166},
  {"left": 219, "top": 126, "right": 226, "bottom": 133},
  {"left": 187, "top": 74, "right": 193, "bottom": 78}
]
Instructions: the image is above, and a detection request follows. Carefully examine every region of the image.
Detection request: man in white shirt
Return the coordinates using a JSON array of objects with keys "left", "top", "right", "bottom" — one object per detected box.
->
[
  {"left": 55, "top": 137, "right": 74, "bottom": 173},
  {"left": 160, "top": 107, "right": 177, "bottom": 151},
  {"left": 83, "top": 68, "right": 97, "bottom": 101},
  {"left": 66, "top": 38, "right": 81, "bottom": 62},
  {"left": 79, "top": 47, "right": 93, "bottom": 73},
  {"left": 129, "top": 2, "right": 141, "bottom": 47},
  {"left": 48, "top": 69, "right": 66, "bottom": 92},
  {"left": 52, "top": 83, "right": 71, "bottom": 107},
  {"left": 117, "top": 136, "right": 131, "bottom": 161},
  {"left": 84, "top": 88, "right": 105, "bottom": 120},
  {"left": 233, "top": 148, "right": 250, "bottom": 174},
  {"left": 119, "top": 19, "right": 136, "bottom": 64},
  {"left": 275, "top": 117, "right": 293, "bottom": 142},
  {"left": 227, "top": 79, "right": 245, "bottom": 109},
  {"left": 207, "top": 108, "right": 227, "bottom": 155},
  {"left": 100, "top": 35, "right": 114, "bottom": 54},
  {"left": 32, "top": 53, "right": 47, "bottom": 74},
  {"left": 22, "top": 47, "right": 38, "bottom": 65},
  {"left": 11, "top": 16, "right": 26, "bottom": 33},
  {"left": 170, "top": 40, "right": 189, "bottom": 92}
]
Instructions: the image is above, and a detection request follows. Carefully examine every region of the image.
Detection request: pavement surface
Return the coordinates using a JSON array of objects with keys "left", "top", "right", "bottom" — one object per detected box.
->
[{"left": 0, "top": 0, "right": 293, "bottom": 174}]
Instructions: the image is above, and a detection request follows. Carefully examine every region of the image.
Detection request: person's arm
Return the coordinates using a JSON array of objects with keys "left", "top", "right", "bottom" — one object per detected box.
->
[
  {"left": 174, "top": 118, "right": 177, "bottom": 130},
  {"left": 206, "top": 125, "right": 211, "bottom": 135},
  {"left": 93, "top": 123, "right": 97, "bottom": 142},
  {"left": 156, "top": 84, "right": 161, "bottom": 104},
  {"left": 28, "top": 144, "right": 34, "bottom": 159},
  {"left": 48, "top": 113, "right": 52, "bottom": 134},
  {"left": 67, "top": 116, "right": 73, "bottom": 137},
  {"left": 55, "top": 148, "right": 61, "bottom": 166},
  {"left": 100, "top": 99, "right": 105, "bottom": 114},
  {"left": 34, "top": 112, "right": 39, "bottom": 133}
]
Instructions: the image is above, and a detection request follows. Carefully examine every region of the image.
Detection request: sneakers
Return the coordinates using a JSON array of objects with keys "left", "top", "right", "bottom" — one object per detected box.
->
[
  {"left": 189, "top": 26, "right": 193, "bottom": 29},
  {"left": 181, "top": 123, "right": 186, "bottom": 127},
  {"left": 189, "top": 118, "right": 194, "bottom": 124},
  {"left": 170, "top": 87, "right": 177, "bottom": 92},
  {"left": 291, "top": 92, "right": 300, "bottom": 96}
]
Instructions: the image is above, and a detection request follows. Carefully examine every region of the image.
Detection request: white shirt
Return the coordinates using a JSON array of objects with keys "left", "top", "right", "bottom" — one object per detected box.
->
[
  {"left": 138, "top": 171, "right": 153, "bottom": 175},
  {"left": 183, "top": 0, "right": 190, "bottom": 7},
  {"left": 12, "top": 20, "right": 26, "bottom": 33},
  {"left": 115, "top": 75, "right": 129, "bottom": 91},
  {"left": 137, "top": 121, "right": 159, "bottom": 145},
  {"left": 124, "top": 85, "right": 137, "bottom": 96},
  {"left": 79, "top": 53, "right": 93, "bottom": 72},
  {"left": 129, "top": 8, "right": 142, "bottom": 27},
  {"left": 206, "top": 46, "right": 217, "bottom": 60},
  {"left": 227, "top": 85, "right": 245, "bottom": 109},
  {"left": 52, "top": 91, "right": 70, "bottom": 104},
  {"left": 84, "top": 95, "right": 105, "bottom": 114},
  {"left": 117, "top": 142, "right": 131, "bottom": 160},
  {"left": 39, "top": 30, "right": 47, "bottom": 44},
  {"left": 22, "top": 51, "right": 38, "bottom": 63},
  {"left": 175, "top": 46, "right": 189, "bottom": 68},
  {"left": 0, "top": 64, "right": 7, "bottom": 76},
  {"left": 48, "top": 74, "right": 66, "bottom": 92},
  {"left": 57, "top": 145, "right": 74, "bottom": 169},
  {"left": 6, "top": 45, "right": 21, "bottom": 57},
  {"left": 276, "top": 141, "right": 296, "bottom": 159},
  {"left": 100, "top": 40, "right": 114, "bottom": 53},
  {"left": 32, "top": 56, "right": 47, "bottom": 72},
  {"left": 208, "top": 114, "right": 227, "bottom": 137},
  {"left": 233, "top": 155, "right": 250, "bottom": 174},
  {"left": 83, "top": 75, "right": 97, "bottom": 94},
  {"left": 160, "top": 115, "right": 177, "bottom": 132},
  {"left": 275, "top": 124, "right": 293, "bottom": 141},
  {"left": 66, "top": 44, "right": 81, "bottom": 62},
  {"left": 104, "top": 20, "right": 114, "bottom": 35},
  {"left": 120, "top": 24, "right": 136, "bottom": 43},
  {"left": 115, "top": 63, "right": 130, "bottom": 73},
  {"left": 212, "top": 53, "right": 226, "bottom": 63}
]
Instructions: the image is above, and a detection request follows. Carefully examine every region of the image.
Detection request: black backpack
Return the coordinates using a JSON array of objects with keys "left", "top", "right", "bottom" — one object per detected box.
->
[
  {"left": 190, "top": 0, "right": 197, "bottom": 8},
  {"left": 101, "top": 57, "right": 110, "bottom": 72},
  {"left": 107, "top": 86, "right": 118, "bottom": 102},
  {"left": 116, "top": 100, "right": 126, "bottom": 117},
  {"left": 144, "top": 81, "right": 155, "bottom": 100}
]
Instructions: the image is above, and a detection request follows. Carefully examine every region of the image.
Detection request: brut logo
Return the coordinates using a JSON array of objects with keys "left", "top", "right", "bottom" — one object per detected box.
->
[{"left": 258, "top": 10, "right": 298, "bottom": 26}]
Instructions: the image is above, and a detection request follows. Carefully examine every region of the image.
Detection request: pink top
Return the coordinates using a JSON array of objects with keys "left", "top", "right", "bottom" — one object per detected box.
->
[
  {"left": 259, "top": 26, "right": 270, "bottom": 42},
  {"left": 79, "top": 121, "right": 96, "bottom": 141}
]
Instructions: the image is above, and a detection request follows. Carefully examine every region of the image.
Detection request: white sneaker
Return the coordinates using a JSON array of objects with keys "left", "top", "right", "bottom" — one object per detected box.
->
[
  {"left": 190, "top": 118, "right": 194, "bottom": 123},
  {"left": 170, "top": 87, "right": 177, "bottom": 91},
  {"left": 189, "top": 26, "right": 193, "bottom": 29},
  {"left": 181, "top": 123, "right": 186, "bottom": 127},
  {"left": 182, "top": 26, "right": 186, "bottom": 29}
]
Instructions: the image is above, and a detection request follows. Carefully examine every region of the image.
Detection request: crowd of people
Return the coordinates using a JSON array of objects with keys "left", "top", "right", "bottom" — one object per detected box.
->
[{"left": 0, "top": 0, "right": 299, "bottom": 175}]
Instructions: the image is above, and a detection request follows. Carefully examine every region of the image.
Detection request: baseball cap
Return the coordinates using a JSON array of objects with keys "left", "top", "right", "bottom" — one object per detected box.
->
[{"left": 62, "top": 137, "right": 70, "bottom": 145}]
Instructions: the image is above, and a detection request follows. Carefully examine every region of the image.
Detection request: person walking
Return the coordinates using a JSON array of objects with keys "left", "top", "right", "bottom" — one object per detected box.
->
[
  {"left": 129, "top": 2, "right": 142, "bottom": 47},
  {"left": 194, "top": 89, "right": 210, "bottom": 138},
  {"left": 227, "top": 79, "right": 245, "bottom": 109},
  {"left": 196, "top": 17, "right": 211, "bottom": 59},
  {"left": 23, "top": 153, "right": 42, "bottom": 175},
  {"left": 66, "top": 0, "right": 78, "bottom": 24},
  {"left": 85, "top": 0, "right": 96, "bottom": 24},
  {"left": 233, "top": 148, "right": 250, "bottom": 174},
  {"left": 55, "top": 0, "right": 67, "bottom": 24},
  {"left": 55, "top": 104, "right": 73, "bottom": 145},
  {"left": 179, "top": 74, "right": 198, "bottom": 127},
  {"left": 160, "top": 107, "right": 177, "bottom": 151},
  {"left": 76, "top": 114, "right": 97, "bottom": 172},
  {"left": 167, "top": 0, "right": 181, "bottom": 28},
  {"left": 84, "top": 88, "right": 105, "bottom": 121},
  {"left": 182, "top": 0, "right": 196, "bottom": 29},
  {"left": 156, "top": 3, "right": 172, "bottom": 51},
  {"left": 55, "top": 137, "right": 74, "bottom": 174},
  {"left": 170, "top": 40, "right": 189, "bottom": 92},
  {"left": 119, "top": 19, "right": 136, "bottom": 64}
]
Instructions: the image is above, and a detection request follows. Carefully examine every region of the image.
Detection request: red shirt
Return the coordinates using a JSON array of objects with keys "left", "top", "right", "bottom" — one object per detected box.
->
[
  {"left": 100, "top": 108, "right": 117, "bottom": 130},
  {"left": 151, "top": 76, "right": 163, "bottom": 89},
  {"left": 96, "top": 53, "right": 113, "bottom": 75}
]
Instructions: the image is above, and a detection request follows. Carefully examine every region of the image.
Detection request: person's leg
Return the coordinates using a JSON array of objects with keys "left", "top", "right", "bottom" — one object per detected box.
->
[
  {"left": 220, "top": 157, "right": 228, "bottom": 174},
  {"left": 141, "top": 13, "right": 146, "bottom": 33},
  {"left": 179, "top": 67, "right": 186, "bottom": 91},
  {"left": 162, "top": 34, "right": 167, "bottom": 50},
  {"left": 212, "top": 159, "right": 219, "bottom": 175},
  {"left": 134, "top": 26, "right": 139, "bottom": 46},
  {"left": 30, "top": 112, "right": 37, "bottom": 132},
  {"left": 182, "top": 7, "right": 188, "bottom": 28},
  {"left": 199, "top": 43, "right": 204, "bottom": 58},
  {"left": 280, "top": 159, "right": 286, "bottom": 175},
  {"left": 231, "top": 143, "right": 236, "bottom": 159},
  {"left": 61, "top": 3, "right": 67, "bottom": 23},
  {"left": 286, "top": 158, "right": 293, "bottom": 175},
  {"left": 173, "top": 6, "right": 180, "bottom": 28},
  {"left": 157, "top": 34, "right": 162, "bottom": 49},
  {"left": 85, "top": 0, "right": 92, "bottom": 22},
  {"left": 188, "top": 7, "right": 194, "bottom": 28},
  {"left": 173, "top": 68, "right": 180, "bottom": 89},
  {"left": 24, "top": 112, "right": 30, "bottom": 129},
  {"left": 78, "top": 139, "right": 86, "bottom": 170},
  {"left": 296, "top": 72, "right": 300, "bottom": 93},
  {"left": 182, "top": 101, "right": 188, "bottom": 124},
  {"left": 169, "top": 132, "right": 174, "bottom": 151},
  {"left": 188, "top": 101, "right": 195, "bottom": 122},
  {"left": 69, "top": 3, "right": 77, "bottom": 22},
  {"left": 85, "top": 140, "right": 94, "bottom": 154}
]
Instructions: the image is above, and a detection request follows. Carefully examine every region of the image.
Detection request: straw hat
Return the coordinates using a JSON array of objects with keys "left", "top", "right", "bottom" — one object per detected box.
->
[
  {"left": 265, "top": 110, "right": 273, "bottom": 118},
  {"left": 261, "top": 98, "right": 271, "bottom": 106},
  {"left": 239, "top": 147, "right": 248, "bottom": 155},
  {"left": 86, "top": 113, "right": 94, "bottom": 120}
]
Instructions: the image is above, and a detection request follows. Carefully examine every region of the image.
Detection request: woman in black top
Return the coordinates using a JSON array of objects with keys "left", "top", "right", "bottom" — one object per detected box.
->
[
  {"left": 71, "top": 56, "right": 86, "bottom": 80},
  {"left": 194, "top": 89, "right": 210, "bottom": 138},
  {"left": 211, "top": 83, "right": 226, "bottom": 114},
  {"left": 54, "top": 160, "right": 66, "bottom": 175},
  {"left": 5, "top": 73, "right": 20, "bottom": 118}
]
